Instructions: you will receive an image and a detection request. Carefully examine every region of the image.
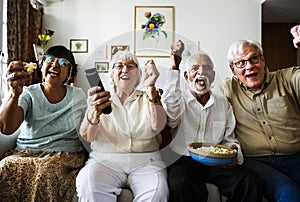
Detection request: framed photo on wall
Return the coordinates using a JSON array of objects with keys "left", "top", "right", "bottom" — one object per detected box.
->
[
  {"left": 110, "top": 45, "right": 130, "bottom": 59},
  {"left": 33, "top": 44, "right": 44, "bottom": 62},
  {"left": 182, "top": 41, "right": 201, "bottom": 58},
  {"left": 94, "top": 44, "right": 107, "bottom": 60},
  {"left": 70, "top": 39, "right": 88, "bottom": 53},
  {"left": 95, "top": 62, "right": 109, "bottom": 73},
  {"left": 134, "top": 6, "right": 174, "bottom": 58}
]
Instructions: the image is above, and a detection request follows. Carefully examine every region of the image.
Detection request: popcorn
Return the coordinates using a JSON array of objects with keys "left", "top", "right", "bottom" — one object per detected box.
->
[
  {"left": 196, "top": 146, "right": 237, "bottom": 154},
  {"left": 25, "top": 62, "right": 37, "bottom": 73}
]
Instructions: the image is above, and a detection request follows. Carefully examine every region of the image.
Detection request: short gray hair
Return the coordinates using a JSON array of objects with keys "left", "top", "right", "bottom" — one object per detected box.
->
[
  {"left": 184, "top": 51, "right": 215, "bottom": 71},
  {"left": 227, "top": 40, "right": 263, "bottom": 64},
  {"left": 109, "top": 50, "right": 142, "bottom": 87}
]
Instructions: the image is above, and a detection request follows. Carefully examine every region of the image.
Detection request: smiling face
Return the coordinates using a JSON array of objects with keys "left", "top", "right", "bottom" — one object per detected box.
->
[
  {"left": 229, "top": 45, "right": 265, "bottom": 91},
  {"left": 41, "top": 55, "right": 71, "bottom": 86},
  {"left": 112, "top": 57, "right": 139, "bottom": 92},
  {"left": 184, "top": 54, "right": 215, "bottom": 95}
]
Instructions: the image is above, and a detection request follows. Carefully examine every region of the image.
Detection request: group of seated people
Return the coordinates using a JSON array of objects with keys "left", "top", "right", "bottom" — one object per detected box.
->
[{"left": 0, "top": 24, "right": 300, "bottom": 202}]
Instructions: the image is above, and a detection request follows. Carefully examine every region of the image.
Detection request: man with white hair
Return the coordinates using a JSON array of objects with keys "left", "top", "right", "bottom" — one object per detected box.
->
[
  {"left": 161, "top": 40, "right": 263, "bottom": 202},
  {"left": 220, "top": 25, "right": 300, "bottom": 201}
]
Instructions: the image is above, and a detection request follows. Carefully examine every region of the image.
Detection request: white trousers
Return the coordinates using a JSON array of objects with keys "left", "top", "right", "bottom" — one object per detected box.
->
[{"left": 76, "top": 151, "right": 168, "bottom": 202}]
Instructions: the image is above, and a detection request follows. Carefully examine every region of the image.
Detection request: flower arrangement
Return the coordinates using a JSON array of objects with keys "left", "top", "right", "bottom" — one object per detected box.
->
[
  {"left": 38, "top": 29, "right": 55, "bottom": 48},
  {"left": 141, "top": 12, "right": 167, "bottom": 41}
]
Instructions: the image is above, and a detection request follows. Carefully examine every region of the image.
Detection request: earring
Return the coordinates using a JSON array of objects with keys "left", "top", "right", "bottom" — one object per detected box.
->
[{"left": 65, "top": 66, "right": 73, "bottom": 85}]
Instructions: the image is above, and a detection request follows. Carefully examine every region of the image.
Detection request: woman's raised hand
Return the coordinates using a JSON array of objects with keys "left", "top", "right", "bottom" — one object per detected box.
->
[
  {"left": 6, "top": 61, "right": 32, "bottom": 96},
  {"left": 143, "top": 60, "right": 159, "bottom": 87}
]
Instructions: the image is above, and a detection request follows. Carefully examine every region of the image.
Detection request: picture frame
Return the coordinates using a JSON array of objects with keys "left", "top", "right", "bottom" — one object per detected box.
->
[
  {"left": 182, "top": 41, "right": 201, "bottom": 58},
  {"left": 134, "top": 6, "right": 174, "bottom": 58},
  {"left": 70, "top": 39, "right": 88, "bottom": 53},
  {"left": 110, "top": 45, "right": 130, "bottom": 59},
  {"left": 95, "top": 62, "right": 109, "bottom": 73},
  {"left": 94, "top": 44, "right": 107, "bottom": 60},
  {"left": 33, "top": 44, "right": 44, "bottom": 62}
]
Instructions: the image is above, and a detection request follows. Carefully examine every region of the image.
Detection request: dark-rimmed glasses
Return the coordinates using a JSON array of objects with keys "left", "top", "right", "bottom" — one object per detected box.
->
[{"left": 233, "top": 55, "right": 261, "bottom": 69}]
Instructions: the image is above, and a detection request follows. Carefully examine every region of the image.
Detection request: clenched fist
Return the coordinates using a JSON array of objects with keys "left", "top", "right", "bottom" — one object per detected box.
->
[
  {"left": 143, "top": 60, "right": 159, "bottom": 87},
  {"left": 291, "top": 25, "right": 300, "bottom": 48}
]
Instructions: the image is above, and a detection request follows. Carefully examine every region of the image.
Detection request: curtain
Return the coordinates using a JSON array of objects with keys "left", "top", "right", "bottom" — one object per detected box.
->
[{"left": 7, "top": 0, "right": 43, "bottom": 63}]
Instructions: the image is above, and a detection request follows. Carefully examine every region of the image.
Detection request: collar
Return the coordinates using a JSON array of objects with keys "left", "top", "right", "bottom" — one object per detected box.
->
[
  {"left": 112, "top": 89, "right": 143, "bottom": 107},
  {"left": 186, "top": 90, "right": 215, "bottom": 109}
]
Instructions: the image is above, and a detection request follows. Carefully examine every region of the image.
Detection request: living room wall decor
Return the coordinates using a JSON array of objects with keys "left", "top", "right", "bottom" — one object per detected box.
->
[
  {"left": 70, "top": 39, "right": 88, "bottom": 53},
  {"left": 110, "top": 45, "right": 130, "bottom": 59},
  {"left": 134, "top": 6, "right": 174, "bottom": 58}
]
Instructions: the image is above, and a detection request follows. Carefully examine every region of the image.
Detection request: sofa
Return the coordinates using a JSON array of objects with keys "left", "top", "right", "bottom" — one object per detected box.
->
[{"left": 0, "top": 129, "right": 230, "bottom": 202}]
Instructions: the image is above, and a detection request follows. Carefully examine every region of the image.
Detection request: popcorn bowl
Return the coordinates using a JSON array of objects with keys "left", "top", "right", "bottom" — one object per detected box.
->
[{"left": 189, "top": 142, "right": 237, "bottom": 166}]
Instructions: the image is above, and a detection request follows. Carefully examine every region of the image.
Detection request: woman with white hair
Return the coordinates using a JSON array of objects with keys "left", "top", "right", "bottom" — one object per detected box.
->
[{"left": 76, "top": 51, "right": 168, "bottom": 202}]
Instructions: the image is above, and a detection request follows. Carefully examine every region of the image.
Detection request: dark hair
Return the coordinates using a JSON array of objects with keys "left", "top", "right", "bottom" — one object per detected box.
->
[{"left": 40, "top": 45, "right": 78, "bottom": 84}]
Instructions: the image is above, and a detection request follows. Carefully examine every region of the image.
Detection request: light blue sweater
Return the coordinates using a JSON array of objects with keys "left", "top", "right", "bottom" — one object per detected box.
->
[{"left": 16, "top": 84, "right": 87, "bottom": 152}]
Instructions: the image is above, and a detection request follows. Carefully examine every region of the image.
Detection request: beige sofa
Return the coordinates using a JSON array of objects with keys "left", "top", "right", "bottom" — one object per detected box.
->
[{"left": 0, "top": 130, "right": 230, "bottom": 202}]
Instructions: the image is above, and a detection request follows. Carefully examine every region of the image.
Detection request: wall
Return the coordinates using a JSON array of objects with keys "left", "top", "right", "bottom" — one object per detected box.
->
[
  {"left": 262, "top": 23, "right": 298, "bottom": 71},
  {"left": 42, "top": 0, "right": 263, "bottom": 92}
]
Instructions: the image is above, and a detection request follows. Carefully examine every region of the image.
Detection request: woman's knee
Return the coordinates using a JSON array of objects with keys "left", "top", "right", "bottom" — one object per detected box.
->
[
  {"left": 76, "top": 166, "right": 90, "bottom": 195},
  {"left": 152, "top": 182, "right": 169, "bottom": 202}
]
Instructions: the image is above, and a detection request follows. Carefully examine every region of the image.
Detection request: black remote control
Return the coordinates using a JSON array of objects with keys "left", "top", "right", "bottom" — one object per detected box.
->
[{"left": 84, "top": 68, "right": 112, "bottom": 114}]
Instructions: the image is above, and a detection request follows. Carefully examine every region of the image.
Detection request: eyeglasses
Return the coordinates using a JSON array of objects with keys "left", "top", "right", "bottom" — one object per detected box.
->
[
  {"left": 189, "top": 64, "right": 213, "bottom": 72},
  {"left": 233, "top": 55, "right": 261, "bottom": 69},
  {"left": 113, "top": 63, "right": 137, "bottom": 70},
  {"left": 44, "top": 54, "right": 71, "bottom": 67}
]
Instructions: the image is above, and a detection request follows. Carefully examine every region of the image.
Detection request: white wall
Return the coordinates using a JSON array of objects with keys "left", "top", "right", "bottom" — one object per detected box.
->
[{"left": 43, "top": 0, "right": 263, "bottom": 92}]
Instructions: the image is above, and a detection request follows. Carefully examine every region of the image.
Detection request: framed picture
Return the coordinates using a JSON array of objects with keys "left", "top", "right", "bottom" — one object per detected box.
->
[
  {"left": 33, "top": 44, "right": 44, "bottom": 62},
  {"left": 134, "top": 6, "right": 174, "bottom": 58},
  {"left": 110, "top": 45, "right": 130, "bottom": 59},
  {"left": 95, "top": 62, "right": 109, "bottom": 73},
  {"left": 182, "top": 41, "right": 201, "bottom": 58},
  {"left": 70, "top": 39, "right": 88, "bottom": 53},
  {"left": 94, "top": 44, "right": 107, "bottom": 60}
]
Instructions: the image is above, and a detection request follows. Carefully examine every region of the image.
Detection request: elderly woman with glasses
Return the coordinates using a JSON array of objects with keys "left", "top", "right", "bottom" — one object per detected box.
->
[
  {"left": 0, "top": 45, "right": 87, "bottom": 201},
  {"left": 76, "top": 50, "right": 168, "bottom": 202}
]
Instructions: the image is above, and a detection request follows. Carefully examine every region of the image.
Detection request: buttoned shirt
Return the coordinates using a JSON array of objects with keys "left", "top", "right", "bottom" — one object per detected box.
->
[
  {"left": 162, "top": 70, "right": 243, "bottom": 164},
  {"left": 222, "top": 67, "right": 300, "bottom": 156},
  {"left": 91, "top": 89, "right": 166, "bottom": 153}
]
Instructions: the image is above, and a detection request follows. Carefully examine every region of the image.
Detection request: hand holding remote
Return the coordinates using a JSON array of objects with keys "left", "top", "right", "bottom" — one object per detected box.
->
[{"left": 85, "top": 68, "right": 112, "bottom": 115}]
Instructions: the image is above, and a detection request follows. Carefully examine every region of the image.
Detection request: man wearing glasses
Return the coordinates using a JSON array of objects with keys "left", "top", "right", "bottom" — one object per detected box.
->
[{"left": 220, "top": 25, "right": 300, "bottom": 202}]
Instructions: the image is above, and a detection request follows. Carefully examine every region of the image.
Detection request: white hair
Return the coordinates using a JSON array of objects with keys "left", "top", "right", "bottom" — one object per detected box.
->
[
  {"left": 183, "top": 51, "right": 215, "bottom": 71},
  {"left": 227, "top": 39, "right": 263, "bottom": 64},
  {"left": 108, "top": 50, "right": 142, "bottom": 87}
]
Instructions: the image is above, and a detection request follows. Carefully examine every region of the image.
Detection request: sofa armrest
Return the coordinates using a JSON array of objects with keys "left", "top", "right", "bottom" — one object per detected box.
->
[{"left": 0, "top": 129, "right": 19, "bottom": 159}]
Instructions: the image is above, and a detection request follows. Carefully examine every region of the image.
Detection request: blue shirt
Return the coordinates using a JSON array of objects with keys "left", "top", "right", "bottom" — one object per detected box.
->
[{"left": 16, "top": 84, "right": 87, "bottom": 152}]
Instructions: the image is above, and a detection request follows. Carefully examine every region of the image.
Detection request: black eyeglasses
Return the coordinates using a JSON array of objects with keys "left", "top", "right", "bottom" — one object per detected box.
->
[
  {"left": 44, "top": 54, "right": 71, "bottom": 67},
  {"left": 113, "top": 63, "right": 137, "bottom": 70},
  {"left": 233, "top": 55, "right": 261, "bottom": 69}
]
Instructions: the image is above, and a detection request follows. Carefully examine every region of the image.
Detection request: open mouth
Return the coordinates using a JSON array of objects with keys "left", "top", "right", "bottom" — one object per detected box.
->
[
  {"left": 246, "top": 73, "right": 258, "bottom": 79},
  {"left": 47, "top": 70, "right": 59, "bottom": 77},
  {"left": 196, "top": 78, "right": 206, "bottom": 87},
  {"left": 120, "top": 75, "right": 130, "bottom": 80}
]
